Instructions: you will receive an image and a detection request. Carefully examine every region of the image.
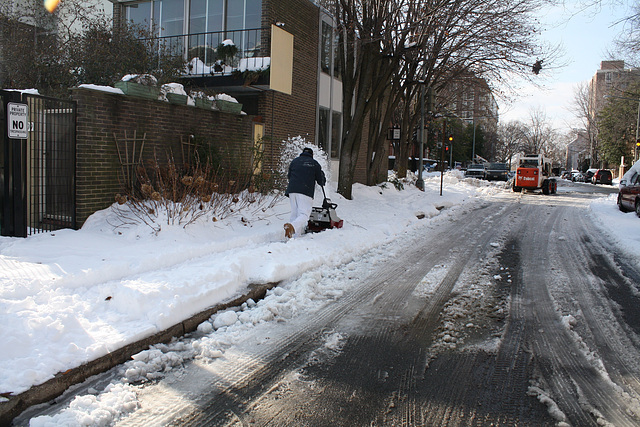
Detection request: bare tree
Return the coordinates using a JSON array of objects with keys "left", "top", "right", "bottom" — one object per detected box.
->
[
  {"left": 613, "top": 1, "right": 640, "bottom": 63},
  {"left": 496, "top": 121, "right": 526, "bottom": 166},
  {"left": 571, "top": 82, "right": 599, "bottom": 166},
  {"left": 323, "top": 0, "right": 560, "bottom": 199},
  {"left": 519, "top": 108, "right": 558, "bottom": 155}
]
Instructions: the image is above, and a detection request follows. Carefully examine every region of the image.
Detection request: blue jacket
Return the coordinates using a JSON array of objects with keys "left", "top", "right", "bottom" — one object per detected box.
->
[{"left": 285, "top": 151, "right": 326, "bottom": 198}]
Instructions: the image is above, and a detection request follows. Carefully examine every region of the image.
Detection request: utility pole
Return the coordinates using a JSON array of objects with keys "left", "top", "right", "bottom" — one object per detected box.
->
[
  {"left": 440, "top": 121, "right": 446, "bottom": 196},
  {"left": 417, "top": 84, "right": 425, "bottom": 190}
]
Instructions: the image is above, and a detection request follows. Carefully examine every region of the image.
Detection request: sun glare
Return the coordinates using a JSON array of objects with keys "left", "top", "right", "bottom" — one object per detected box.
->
[{"left": 44, "top": 0, "right": 60, "bottom": 13}]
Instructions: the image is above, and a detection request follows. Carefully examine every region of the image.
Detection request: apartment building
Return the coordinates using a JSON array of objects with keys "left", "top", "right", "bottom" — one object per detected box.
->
[
  {"left": 589, "top": 60, "right": 640, "bottom": 117},
  {"left": 446, "top": 75, "right": 499, "bottom": 134}
]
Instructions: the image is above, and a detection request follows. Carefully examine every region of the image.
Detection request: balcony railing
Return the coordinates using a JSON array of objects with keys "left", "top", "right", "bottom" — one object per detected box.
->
[{"left": 145, "top": 28, "right": 270, "bottom": 78}]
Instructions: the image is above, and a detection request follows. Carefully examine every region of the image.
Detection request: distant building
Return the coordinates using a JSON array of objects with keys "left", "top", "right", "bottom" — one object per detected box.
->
[
  {"left": 566, "top": 131, "right": 590, "bottom": 172},
  {"left": 589, "top": 60, "right": 640, "bottom": 118},
  {"left": 445, "top": 74, "right": 499, "bottom": 133}
]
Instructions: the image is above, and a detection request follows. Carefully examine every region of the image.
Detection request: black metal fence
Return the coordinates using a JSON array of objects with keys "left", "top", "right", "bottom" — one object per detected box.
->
[
  {"left": 145, "top": 28, "right": 268, "bottom": 77},
  {"left": 1, "top": 90, "right": 76, "bottom": 237}
]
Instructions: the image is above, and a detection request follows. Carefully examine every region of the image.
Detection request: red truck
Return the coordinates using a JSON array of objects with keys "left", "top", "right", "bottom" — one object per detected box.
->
[{"left": 512, "top": 154, "right": 557, "bottom": 195}]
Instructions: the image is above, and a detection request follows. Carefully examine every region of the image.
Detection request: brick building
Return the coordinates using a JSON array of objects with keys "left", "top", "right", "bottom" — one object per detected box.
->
[
  {"left": 589, "top": 60, "right": 640, "bottom": 119},
  {"left": 108, "top": 0, "right": 343, "bottom": 180}
]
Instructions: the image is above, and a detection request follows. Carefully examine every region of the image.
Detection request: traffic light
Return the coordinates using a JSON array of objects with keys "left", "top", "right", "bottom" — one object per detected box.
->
[
  {"left": 448, "top": 135, "right": 453, "bottom": 142},
  {"left": 445, "top": 145, "right": 449, "bottom": 153}
]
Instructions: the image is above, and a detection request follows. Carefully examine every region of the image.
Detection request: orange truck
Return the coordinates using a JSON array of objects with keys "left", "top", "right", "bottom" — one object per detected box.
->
[{"left": 512, "top": 154, "right": 557, "bottom": 195}]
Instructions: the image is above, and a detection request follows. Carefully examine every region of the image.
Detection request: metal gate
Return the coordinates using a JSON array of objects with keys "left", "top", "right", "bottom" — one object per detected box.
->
[{"left": 1, "top": 90, "right": 76, "bottom": 237}]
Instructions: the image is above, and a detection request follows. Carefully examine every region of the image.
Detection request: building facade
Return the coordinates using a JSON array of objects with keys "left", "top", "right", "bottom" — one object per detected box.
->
[
  {"left": 589, "top": 60, "right": 640, "bottom": 119},
  {"left": 446, "top": 75, "right": 499, "bottom": 134},
  {"left": 108, "top": 0, "right": 343, "bottom": 178}
]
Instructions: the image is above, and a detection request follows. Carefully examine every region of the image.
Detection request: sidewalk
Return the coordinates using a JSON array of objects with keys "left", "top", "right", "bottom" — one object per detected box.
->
[{"left": 0, "top": 282, "right": 277, "bottom": 425}]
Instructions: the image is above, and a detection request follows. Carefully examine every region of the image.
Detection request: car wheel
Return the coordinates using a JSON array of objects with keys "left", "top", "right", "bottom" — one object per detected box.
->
[
  {"left": 636, "top": 200, "right": 640, "bottom": 218},
  {"left": 618, "top": 194, "right": 627, "bottom": 212},
  {"left": 542, "top": 180, "right": 550, "bottom": 195}
]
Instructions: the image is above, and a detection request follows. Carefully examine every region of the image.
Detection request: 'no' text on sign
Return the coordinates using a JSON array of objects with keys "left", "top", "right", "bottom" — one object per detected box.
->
[{"left": 7, "top": 102, "right": 29, "bottom": 139}]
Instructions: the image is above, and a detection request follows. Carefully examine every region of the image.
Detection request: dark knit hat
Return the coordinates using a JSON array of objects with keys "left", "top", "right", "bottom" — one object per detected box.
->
[{"left": 302, "top": 147, "right": 313, "bottom": 156}]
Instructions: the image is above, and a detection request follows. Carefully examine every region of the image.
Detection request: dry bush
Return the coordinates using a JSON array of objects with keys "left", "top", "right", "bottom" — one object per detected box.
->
[{"left": 112, "top": 143, "right": 283, "bottom": 232}]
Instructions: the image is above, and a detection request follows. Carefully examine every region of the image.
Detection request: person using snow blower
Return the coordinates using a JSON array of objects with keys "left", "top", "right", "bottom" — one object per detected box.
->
[{"left": 284, "top": 147, "right": 326, "bottom": 238}]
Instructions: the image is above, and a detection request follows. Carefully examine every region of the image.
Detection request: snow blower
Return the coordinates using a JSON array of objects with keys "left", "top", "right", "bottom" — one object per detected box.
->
[{"left": 307, "top": 186, "right": 343, "bottom": 232}]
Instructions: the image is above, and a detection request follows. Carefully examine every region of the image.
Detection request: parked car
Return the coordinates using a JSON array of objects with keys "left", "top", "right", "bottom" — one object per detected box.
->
[
  {"left": 620, "top": 170, "right": 638, "bottom": 189},
  {"left": 618, "top": 172, "right": 640, "bottom": 216},
  {"left": 585, "top": 168, "right": 598, "bottom": 182},
  {"left": 485, "top": 162, "right": 509, "bottom": 181},
  {"left": 572, "top": 172, "right": 586, "bottom": 182},
  {"left": 591, "top": 169, "right": 613, "bottom": 185},
  {"left": 465, "top": 163, "right": 486, "bottom": 179}
]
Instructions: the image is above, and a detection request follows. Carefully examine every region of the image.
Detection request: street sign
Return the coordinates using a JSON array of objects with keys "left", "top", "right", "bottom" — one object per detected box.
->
[
  {"left": 388, "top": 127, "right": 400, "bottom": 140},
  {"left": 7, "top": 102, "right": 28, "bottom": 139}
]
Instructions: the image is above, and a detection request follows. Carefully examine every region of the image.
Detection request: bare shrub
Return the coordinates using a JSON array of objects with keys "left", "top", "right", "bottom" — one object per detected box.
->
[{"left": 111, "top": 141, "right": 283, "bottom": 232}]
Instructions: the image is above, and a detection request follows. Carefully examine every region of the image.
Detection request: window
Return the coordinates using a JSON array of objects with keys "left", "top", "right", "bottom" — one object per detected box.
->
[
  {"left": 321, "top": 21, "right": 332, "bottom": 75},
  {"left": 160, "top": 0, "right": 185, "bottom": 37},
  {"left": 465, "top": 89, "right": 474, "bottom": 101},
  {"left": 126, "top": 0, "right": 184, "bottom": 36},
  {"left": 333, "top": 32, "right": 340, "bottom": 77},
  {"left": 227, "top": 0, "right": 244, "bottom": 30},
  {"left": 331, "top": 111, "right": 341, "bottom": 158},
  {"left": 319, "top": 107, "right": 329, "bottom": 153},
  {"left": 125, "top": 0, "right": 261, "bottom": 40},
  {"left": 190, "top": 0, "right": 224, "bottom": 34},
  {"left": 126, "top": 2, "right": 153, "bottom": 27}
]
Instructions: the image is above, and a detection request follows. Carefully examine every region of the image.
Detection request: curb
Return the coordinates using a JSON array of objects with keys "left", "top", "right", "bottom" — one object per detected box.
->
[{"left": 0, "top": 282, "right": 279, "bottom": 426}]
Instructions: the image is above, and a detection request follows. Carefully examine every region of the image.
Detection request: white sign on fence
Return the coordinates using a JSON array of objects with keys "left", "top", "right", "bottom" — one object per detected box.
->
[{"left": 7, "top": 102, "right": 29, "bottom": 139}]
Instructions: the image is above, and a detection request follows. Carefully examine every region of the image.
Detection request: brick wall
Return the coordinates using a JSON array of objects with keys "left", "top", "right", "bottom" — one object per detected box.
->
[
  {"left": 258, "top": 0, "right": 319, "bottom": 172},
  {"left": 71, "top": 87, "right": 254, "bottom": 227}
]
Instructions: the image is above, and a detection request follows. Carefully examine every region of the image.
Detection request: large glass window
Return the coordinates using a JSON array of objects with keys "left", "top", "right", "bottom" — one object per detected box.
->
[
  {"left": 331, "top": 111, "right": 341, "bottom": 159},
  {"left": 244, "top": 0, "right": 261, "bottom": 29},
  {"left": 319, "top": 108, "right": 329, "bottom": 153},
  {"left": 333, "top": 32, "right": 340, "bottom": 78},
  {"left": 126, "top": 0, "right": 261, "bottom": 35},
  {"left": 321, "top": 21, "right": 332, "bottom": 75},
  {"left": 126, "top": 2, "right": 153, "bottom": 27},
  {"left": 190, "top": 0, "right": 223, "bottom": 34},
  {"left": 159, "top": 0, "right": 185, "bottom": 36},
  {"left": 126, "top": 0, "right": 262, "bottom": 61},
  {"left": 226, "top": 0, "right": 244, "bottom": 30}
]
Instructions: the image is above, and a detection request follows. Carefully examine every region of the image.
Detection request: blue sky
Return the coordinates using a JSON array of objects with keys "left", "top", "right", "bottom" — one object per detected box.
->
[{"left": 499, "top": 0, "right": 635, "bottom": 134}]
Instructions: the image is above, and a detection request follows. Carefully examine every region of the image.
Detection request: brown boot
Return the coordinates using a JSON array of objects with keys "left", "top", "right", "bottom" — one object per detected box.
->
[{"left": 284, "top": 223, "right": 294, "bottom": 239}]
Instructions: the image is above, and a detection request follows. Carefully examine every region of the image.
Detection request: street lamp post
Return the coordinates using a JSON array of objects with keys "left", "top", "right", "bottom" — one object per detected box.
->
[
  {"left": 636, "top": 100, "right": 640, "bottom": 162},
  {"left": 472, "top": 117, "right": 476, "bottom": 161},
  {"left": 416, "top": 84, "right": 425, "bottom": 190}
]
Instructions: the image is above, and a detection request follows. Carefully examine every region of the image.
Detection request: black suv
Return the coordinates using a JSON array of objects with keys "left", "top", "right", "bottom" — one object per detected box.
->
[{"left": 485, "top": 163, "right": 509, "bottom": 181}]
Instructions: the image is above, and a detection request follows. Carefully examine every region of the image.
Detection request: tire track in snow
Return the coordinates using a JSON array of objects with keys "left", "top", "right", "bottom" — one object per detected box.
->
[{"left": 514, "top": 196, "right": 640, "bottom": 426}]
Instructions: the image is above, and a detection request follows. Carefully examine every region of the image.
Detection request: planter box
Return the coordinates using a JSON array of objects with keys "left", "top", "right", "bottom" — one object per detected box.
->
[
  {"left": 215, "top": 99, "right": 243, "bottom": 114},
  {"left": 195, "top": 98, "right": 214, "bottom": 109},
  {"left": 114, "top": 81, "right": 160, "bottom": 100},
  {"left": 166, "top": 93, "right": 188, "bottom": 105}
]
